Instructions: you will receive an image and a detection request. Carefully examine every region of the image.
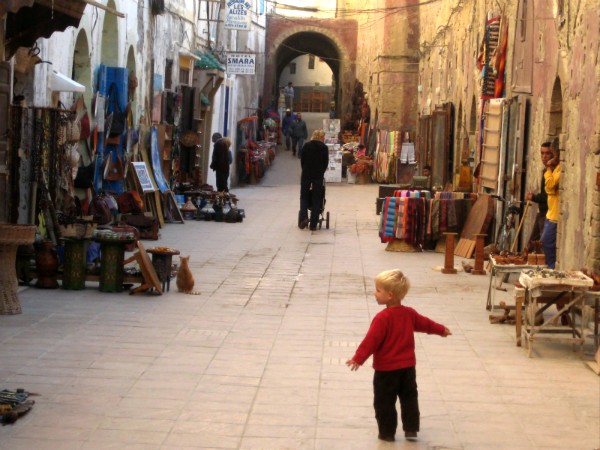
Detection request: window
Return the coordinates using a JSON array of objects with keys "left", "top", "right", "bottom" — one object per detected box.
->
[
  {"left": 519, "top": 0, "right": 528, "bottom": 40},
  {"left": 179, "top": 68, "right": 190, "bottom": 85},
  {"left": 308, "top": 54, "right": 315, "bottom": 70},
  {"left": 165, "top": 59, "right": 173, "bottom": 89},
  {"left": 289, "top": 63, "right": 296, "bottom": 75}
]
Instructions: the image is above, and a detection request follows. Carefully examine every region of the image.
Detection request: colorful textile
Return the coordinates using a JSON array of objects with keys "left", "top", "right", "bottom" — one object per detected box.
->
[{"left": 380, "top": 197, "right": 399, "bottom": 242}]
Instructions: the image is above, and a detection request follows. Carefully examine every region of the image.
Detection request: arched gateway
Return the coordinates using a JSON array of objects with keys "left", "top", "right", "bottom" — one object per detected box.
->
[{"left": 263, "top": 16, "right": 358, "bottom": 118}]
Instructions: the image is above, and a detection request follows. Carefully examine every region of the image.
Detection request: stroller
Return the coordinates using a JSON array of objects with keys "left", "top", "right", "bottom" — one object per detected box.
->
[{"left": 298, "top": 180, "right": 330, "bottom": 230}]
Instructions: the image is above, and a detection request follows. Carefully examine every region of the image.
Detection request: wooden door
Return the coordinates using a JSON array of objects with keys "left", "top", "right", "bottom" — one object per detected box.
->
[
  {"left": 431, "top": 103, "right": 453, "bottom": 187},
  {"left": 0, "top": 62, "right": 10, "bottom": 223},
  {"left": 506, "top": 95, "right": 529, "bottom": 203}
]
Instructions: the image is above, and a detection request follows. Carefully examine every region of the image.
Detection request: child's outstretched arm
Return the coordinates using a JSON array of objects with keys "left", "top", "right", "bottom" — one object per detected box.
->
[{"left": 346, "top": 359, "right": 361, "bottom": 371}]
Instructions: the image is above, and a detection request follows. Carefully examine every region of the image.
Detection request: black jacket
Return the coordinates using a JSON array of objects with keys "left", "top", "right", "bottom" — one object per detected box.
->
[
  {"left": 210, "top": 139, "right": 229, "bottom": 173},
  {"left": 301, "top": 140, "right": 329, "bottom": 180}
]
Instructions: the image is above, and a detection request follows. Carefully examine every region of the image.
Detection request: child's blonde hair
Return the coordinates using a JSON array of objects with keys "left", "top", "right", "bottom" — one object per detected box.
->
[{"left": 375, "top": 269, "right": 411, "bottom": 301}]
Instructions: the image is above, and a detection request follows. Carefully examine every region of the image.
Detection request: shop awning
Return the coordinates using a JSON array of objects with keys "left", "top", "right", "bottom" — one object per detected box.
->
[
  {"left": 4, "top": 0, "right": 87, "bottom": 58},
  {"left": 194, "top": 50, "right": 225, "bottom": 72},
  {"left": 50, "top": 70, "right": 85, "bottom": 92}
]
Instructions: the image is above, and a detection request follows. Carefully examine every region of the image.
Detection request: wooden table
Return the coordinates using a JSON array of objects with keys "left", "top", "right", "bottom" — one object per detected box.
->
[
  {"left": 486, "top": 256, "right": 541, "bottom": 311},
  {"left": 516, "top": 270, "right": 593, "bottom": 357}
]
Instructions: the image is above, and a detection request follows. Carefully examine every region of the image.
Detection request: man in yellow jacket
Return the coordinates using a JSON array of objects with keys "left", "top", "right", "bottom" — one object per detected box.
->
[{"left": 540, "top": 142, "right": 560, "bottom": 268}]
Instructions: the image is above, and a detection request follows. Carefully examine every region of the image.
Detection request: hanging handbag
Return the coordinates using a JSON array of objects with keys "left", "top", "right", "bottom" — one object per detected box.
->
[
  {"left": 74, "top": 140, "right": 95, "bottom": 189},
  {"left": 107, "top": 83, "right": 126, "bottom": 136},
  {"left": 103, "top": 151, "right": 125, "bottom": 181},
  {"left": 74, "top": 162, "right": 95, "bottom": 189},
  {"left": 73, "top": 95, "right": 91, "bottom": 140},
  {"left": 65, "top": 117, "right": 81, "bottom": 143}
]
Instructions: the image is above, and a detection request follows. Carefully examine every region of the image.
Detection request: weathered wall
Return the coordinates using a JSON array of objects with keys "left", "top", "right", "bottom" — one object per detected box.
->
[
  {"left": 338, "top": 0, "right": 419, "bottom": 131},
  {"left": 414, "top": 0, "right": 600, "bottom": 270}
]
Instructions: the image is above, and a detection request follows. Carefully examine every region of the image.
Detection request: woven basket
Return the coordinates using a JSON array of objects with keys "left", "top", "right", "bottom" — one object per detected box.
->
[
  {"left": 179, "top": 130, "right": 199, "bottom": 147},
  {"left": 0, "top": 224, "right": 36, "bottom": 245},
  {"left": 59, "top": 222, "right": 96, "bottom": 239},
  {"left": 59, "top": 223, "right": 86, "bottom": 239}
]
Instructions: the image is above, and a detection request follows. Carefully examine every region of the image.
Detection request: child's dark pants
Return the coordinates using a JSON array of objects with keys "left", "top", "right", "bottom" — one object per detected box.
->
[{"left": 373, "top": 366, "right": 419, "bottom": 437}]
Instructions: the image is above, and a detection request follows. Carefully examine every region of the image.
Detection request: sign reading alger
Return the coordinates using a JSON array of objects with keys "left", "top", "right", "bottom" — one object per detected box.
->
[
  {"left": 224, "top": 0, "right": 252, "bottom": 31},
  {"left": 226, "top": 53, "right": 256, "bottom": 75}
]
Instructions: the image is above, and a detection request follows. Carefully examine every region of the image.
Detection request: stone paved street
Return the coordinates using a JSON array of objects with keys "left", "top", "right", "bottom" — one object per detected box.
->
[{"left": 1, "top": 148, "right": 599, "bottom": 449}]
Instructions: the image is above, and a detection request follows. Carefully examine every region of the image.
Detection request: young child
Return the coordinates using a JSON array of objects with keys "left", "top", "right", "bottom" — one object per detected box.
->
[{"left": 346, "top": 269, "right": 451, "bottom": 442}]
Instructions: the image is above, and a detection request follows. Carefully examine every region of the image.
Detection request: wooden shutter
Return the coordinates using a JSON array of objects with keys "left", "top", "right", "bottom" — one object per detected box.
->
[{"left": 480, "top": 99, "right": 504, "bottom": 191}]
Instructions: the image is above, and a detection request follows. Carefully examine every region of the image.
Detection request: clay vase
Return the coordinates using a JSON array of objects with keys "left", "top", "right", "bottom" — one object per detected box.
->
[{"left": 35, "top": 240, "right": 59, "bottom": 289}]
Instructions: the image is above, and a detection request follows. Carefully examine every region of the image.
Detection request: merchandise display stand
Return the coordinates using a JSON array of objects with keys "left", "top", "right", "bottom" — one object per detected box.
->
[
  {"left": 486, "top": 255, "right": 542, "bottom": 311},
  {"left": 517, "top": 270, "right": 593, "bottom": 357}
]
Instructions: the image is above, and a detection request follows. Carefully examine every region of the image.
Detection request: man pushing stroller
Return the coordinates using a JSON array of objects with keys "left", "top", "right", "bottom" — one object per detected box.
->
[{"left": 299, "top": 129, "right": 329, "bottom": 231}]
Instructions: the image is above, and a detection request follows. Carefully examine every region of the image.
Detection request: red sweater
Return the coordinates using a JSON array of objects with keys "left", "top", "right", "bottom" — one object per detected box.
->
[{"left": 352, "top": 305, "right": 446, "bottom": 371}]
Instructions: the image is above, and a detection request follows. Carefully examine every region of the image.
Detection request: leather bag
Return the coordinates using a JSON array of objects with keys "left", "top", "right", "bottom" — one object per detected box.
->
[
  {"left": 122, "top": 214, "right": 159, "bottom": 240},
  {"left": 74, "top": 162, "right": 95, "bottom": 189},
  {"left": 103, "top": 151, "right": 125, "bottom": 181},
  {"left": 107, "top": 83, "right": 126, "bottom": 136},
  {"left": 89, "top": 195, "right": 112, "bottom": 225}
]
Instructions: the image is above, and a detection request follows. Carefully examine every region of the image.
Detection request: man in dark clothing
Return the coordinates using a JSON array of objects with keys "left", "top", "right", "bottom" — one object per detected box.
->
[
  {"left": 290, "top": 112, "right": 308, "bottom": 157},
  {"left": 210, "top": 132, "right": 230, "bottom": 192},
  {"left": 299, "top": 129, "right": 330, "bottom": 231},
  {"left": 281, "top": 109, "right": 294, "bottom": 151},
  {"left": 525, "top": 144, "right": 550, "bottom": 250}
]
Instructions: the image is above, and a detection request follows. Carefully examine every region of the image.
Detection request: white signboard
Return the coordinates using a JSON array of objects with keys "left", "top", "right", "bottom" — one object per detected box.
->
[
  {"left": 325, "top": 143, "right": 342, "bottom": 183},
  {"left": 224, "top": 0, "right": 252, "bottom": 30},
  {"left": 226, "top": 53, "right": 256, "bottom": 75}
]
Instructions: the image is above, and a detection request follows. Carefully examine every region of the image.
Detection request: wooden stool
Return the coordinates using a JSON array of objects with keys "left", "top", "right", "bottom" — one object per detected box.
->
[
  {"left": 124, "top": 241, "right": 163, "bottom": 295},
  {"left": 442, "top": 232, "right": 458, "bottom": 274},
  {"left": 471, "top": 233, "right": 487, "bottom": 275}
]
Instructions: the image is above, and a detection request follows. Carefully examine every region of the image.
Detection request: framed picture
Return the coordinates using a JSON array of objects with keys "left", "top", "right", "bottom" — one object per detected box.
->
[{"left": 131, "top": 161, "right": 155, "bottom": 193}]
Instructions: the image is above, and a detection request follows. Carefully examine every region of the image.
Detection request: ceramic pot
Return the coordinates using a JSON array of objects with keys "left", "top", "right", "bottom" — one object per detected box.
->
[{"left": 35, "top": 241, "right": 59, "bottom": 289}]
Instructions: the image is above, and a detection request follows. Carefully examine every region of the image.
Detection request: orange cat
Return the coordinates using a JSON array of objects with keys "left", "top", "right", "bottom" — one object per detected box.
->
[{"left": 176, "top": 256, "right": 201, "bottom": 295}]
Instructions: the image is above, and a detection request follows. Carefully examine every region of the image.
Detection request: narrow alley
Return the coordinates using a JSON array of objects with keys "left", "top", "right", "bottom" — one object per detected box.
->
[{"left": 1, "top": 146, "right": 598, "bottom": 450}]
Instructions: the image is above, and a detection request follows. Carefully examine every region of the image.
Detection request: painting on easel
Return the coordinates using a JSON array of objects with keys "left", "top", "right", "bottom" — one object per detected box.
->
[{"left": 132, "top": 161, "right": 156, "bottom": 193}]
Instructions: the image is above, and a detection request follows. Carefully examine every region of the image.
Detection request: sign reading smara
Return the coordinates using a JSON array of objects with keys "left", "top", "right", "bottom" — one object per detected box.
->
[
  {"left": 224, "top": 0, "right": 252, "bottom": 31},
  {"left": 226, "top": 53, "right": 256, "bottom": 75}
]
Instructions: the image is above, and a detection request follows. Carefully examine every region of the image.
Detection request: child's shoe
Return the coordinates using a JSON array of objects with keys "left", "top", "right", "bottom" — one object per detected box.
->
[
  {"left": 378, "top": 434, "right": 395, "bottom": 442},
  {"left": 404, "top": 431, "right": 418, "bottom": 441}
]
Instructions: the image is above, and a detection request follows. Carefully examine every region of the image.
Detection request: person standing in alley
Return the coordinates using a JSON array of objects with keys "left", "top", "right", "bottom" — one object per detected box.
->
[
  {"left": 281, "top": 108, "right": 294, "bottom": 151},
  {"left": 283, "top": 81, "right": 294, "bottom": 109},
  {"left": 525, "top": 142, "right": 550, "bottom": 250},
  {"left": 346, "top": 269, "right": 451, "bottom": 443},
  {"left": 210, "top": 132, "right": 231, "bottom": 192},
  {"left": 299, "top": 129, "right": 329, "bottom": 230},
  {"left": 290, "top": 112, "right": 307, "bottom": 157},
  {"left": 541, "top": 141, "right": 560, "bottom": 268}
]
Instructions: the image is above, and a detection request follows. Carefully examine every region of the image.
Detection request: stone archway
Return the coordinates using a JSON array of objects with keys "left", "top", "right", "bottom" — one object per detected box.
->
[
  {"left": 101, "top": 0, "right": 119, "bottom": 67},
  {"left": 72, "top": 29, "right": 92, "bottom": 113},
  {"left": 264, "top": 16, "right": 357, "bottom": 118},
  {"left": 125, "top": 45, "right": 137, "bottom": 114},
  {"left": 548, "top": 77, "right": 563, "bottom": 140}
]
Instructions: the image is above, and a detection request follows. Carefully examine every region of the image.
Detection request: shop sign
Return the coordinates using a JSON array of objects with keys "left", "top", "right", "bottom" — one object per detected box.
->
[
  {"left": 226, "top": 53, "right": 256, "bottom": 75},
  {"left": 224, "top": 0, "right": 252, "bottom": 30}
]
